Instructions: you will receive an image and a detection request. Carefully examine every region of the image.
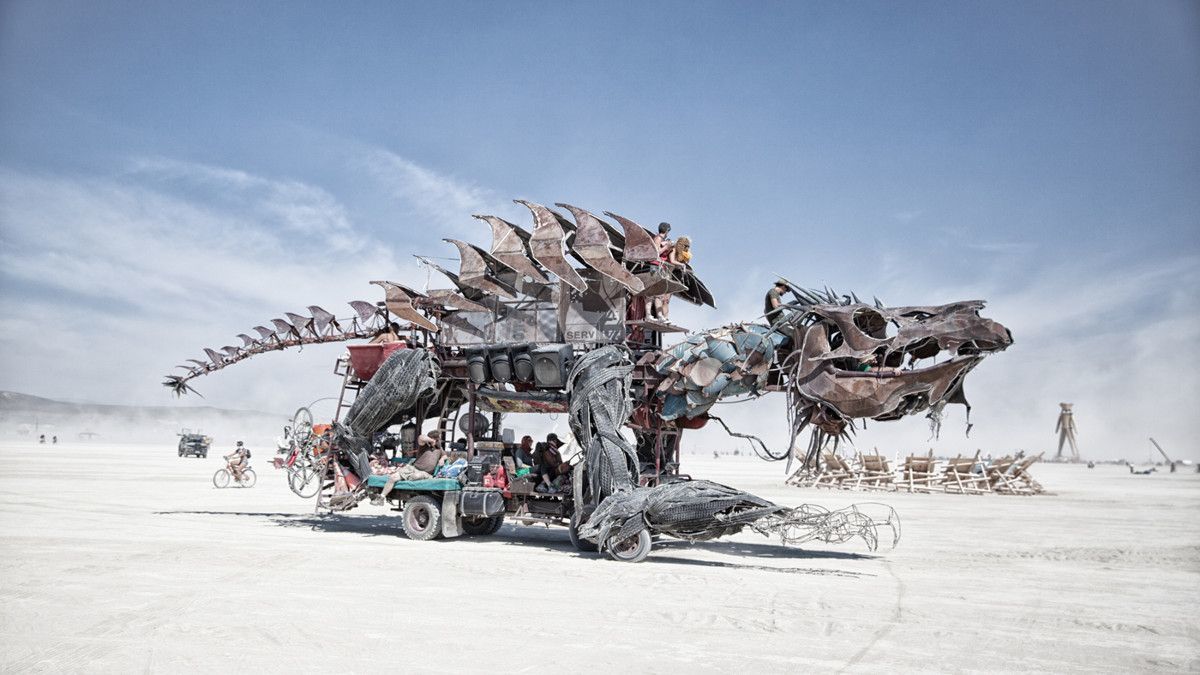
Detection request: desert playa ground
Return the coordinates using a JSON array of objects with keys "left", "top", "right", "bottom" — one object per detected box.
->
[{"left": 0, "top": 441, "right": 1197, "bottom": 673}]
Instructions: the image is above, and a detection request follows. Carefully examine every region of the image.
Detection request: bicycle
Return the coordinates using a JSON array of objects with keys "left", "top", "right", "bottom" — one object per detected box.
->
[{"left": 213, "top": 464, "right": 257, "bottom": 488}]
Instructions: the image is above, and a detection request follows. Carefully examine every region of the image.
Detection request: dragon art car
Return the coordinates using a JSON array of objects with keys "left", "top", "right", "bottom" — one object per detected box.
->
[{"left": 165, "top": 200, "right": 1011, "bottom": 561}]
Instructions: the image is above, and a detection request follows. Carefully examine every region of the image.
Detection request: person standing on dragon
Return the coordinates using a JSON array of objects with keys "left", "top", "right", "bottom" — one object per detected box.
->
[{"left": 163, "top": 198, "right": 1012, "bottom": 561}]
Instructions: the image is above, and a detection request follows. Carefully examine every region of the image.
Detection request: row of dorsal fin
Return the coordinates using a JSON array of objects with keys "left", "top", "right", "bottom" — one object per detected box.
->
[{"left": 415, "top": 199, "right": 715, "bottom": 312}]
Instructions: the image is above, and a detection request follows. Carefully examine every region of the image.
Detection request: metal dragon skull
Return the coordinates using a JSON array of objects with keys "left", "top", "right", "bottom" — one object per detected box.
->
[{"left": 781, "top": 296, "right": 1012, "bottom": 440}]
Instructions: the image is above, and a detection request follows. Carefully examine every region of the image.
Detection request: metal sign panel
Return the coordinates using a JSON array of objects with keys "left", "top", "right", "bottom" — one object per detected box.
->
[
  {"left": 440, "top": 301, "right": 560, "bottom": 347},
  {"left": 560, "top": 269, "right": 627, "bottom": 344}
]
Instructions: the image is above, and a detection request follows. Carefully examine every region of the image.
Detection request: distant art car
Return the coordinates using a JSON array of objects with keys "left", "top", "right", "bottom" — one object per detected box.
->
[{"left": 177, "top": 429, "right": 210, "bottom": 458}]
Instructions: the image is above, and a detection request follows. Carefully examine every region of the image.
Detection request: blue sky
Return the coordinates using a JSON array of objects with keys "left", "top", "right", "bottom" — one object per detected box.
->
[{"left": 1, "top": 1, "right": 1197, "bottom": 460}]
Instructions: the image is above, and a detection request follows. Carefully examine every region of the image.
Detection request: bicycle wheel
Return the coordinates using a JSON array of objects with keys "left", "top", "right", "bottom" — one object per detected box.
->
[
  {"left": 240, "top": 468, "right": 257, "bottom": 488},
  {"left": 292, "top": 407, "right": 314, "bottom": 444},
  {"left": 289, "top": 462, "right": 320, "bottom": 498},
  {"left": 213, "top": 469, "right": 230, "bottom": 489}
]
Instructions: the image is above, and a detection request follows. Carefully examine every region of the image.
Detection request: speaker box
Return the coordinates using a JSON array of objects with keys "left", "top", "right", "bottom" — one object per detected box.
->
[
  {"left": 512, "top": 351, "right": 534, "bottom": 382},
  {"left": 489, "top": 350, "right": 513, "bottom": 383},
  {"left": 531, "top": 344, "right": 574, "bottom": 389},
  {"left": 467, "top": 352, "right": 490, "bottom": 384}
]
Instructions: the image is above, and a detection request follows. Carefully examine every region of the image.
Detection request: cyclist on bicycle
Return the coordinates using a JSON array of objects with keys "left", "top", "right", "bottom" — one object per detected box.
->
[{"left": 224, "top": 441, "right": 250, "bottom": 481}]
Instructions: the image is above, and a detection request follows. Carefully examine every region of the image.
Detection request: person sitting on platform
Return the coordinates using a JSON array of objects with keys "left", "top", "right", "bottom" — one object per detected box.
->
[
  {"left": 534, "top": 435, "right": 567, "bottom": 493},
  {"left": 515, "top": 435, "right": 535, "bottom": 469},
  {"left": 369, "top": 322, "right": 402, "bottom": 344}
]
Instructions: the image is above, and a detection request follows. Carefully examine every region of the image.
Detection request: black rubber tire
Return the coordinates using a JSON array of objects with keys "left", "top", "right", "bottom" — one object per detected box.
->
[
  {"left": 568, "top": 511, "right": 598, "bottom": 552},
  {"left": 605, "top": 529, "right": 652, "bottom": 563},
  {"left": 240, "top": 468, "right": 257, "bottom": 488},
  {"left": 484, "top": 514, "right": 505, "bottom": 535},
  {"left": 461, "top": 515, "right": 494, "bottom": 536},
  {"left": 402, "top": 495, "right": 442, "bottom": 541},
  {"left": 213, "top": 469, "right": 230, "bottom": 489},
  {"left": 178, "top": 450, "right": 183, "bottom": 457}
]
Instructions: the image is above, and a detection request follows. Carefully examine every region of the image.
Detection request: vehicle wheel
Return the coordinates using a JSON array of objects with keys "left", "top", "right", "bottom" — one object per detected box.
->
[
  {"left": 201, "top": 453, "right": 207, "bottom": 458},
  {"left": 485, "top": 514, "right": 505, "bottom": 535},
  {"left": 461, "top": 515, "right": 494, "bottom": 536},
  {"left": 569, "top": 511, "right": 598, "bottom": 552},
  {"left": 178, "top": 450, "right": 184, "bottom": 457},
  {"left": 401, "top": 496, "right": 442, "bottom": 541},
  {"left": 240, "top": 468, "right": 257, "bottom": 488},
  {"left": 213, "top": 469, "right": 230, "bottom": 489},
  {"left": 605, "top": 529, "right": 652, "bottom": 563}
]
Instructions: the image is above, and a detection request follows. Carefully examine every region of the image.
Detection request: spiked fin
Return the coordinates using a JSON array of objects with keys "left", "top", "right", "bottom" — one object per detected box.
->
[
  {"left": 604, "top": 211, "right": 660, "bottom": 263},
  {"left": 556, "top": 203, "right": 644, "bottom": 293},
  {"left": 369, "top": 280, "right": 439, "bottom": 332},
  {"left": 444, "top": 239, "right": 518, "bottom": 299},
  {"left": 426, "top": 288, "right": 491, "bottom": 313},
  {"left": 515, "top": 199, "right": 588, "bottom": 292},
  {"left": 474, "top": 214, "right": 550, "bottom": 283}
]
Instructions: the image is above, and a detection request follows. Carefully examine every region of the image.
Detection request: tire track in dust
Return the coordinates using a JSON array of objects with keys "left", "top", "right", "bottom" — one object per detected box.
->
[{"left": 840, "top": 559, "right": 905, "bottom": 672}]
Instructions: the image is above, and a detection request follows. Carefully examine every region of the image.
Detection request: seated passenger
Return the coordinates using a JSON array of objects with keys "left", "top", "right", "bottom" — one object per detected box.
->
[
  {"left": 411, "top": 430, "right": 444, "bottom": 474},
  {"left": 371, "top": 449, "right": 435, "bottom": 505},
  {"left": 534, "top": 437, "right": 566, "bottom": 493},
  {"left": 369, "top": 322, "right": 402, "bottom": 344},
  {"left": 515, "top": 435, "right": 535, "bottom": 469}
]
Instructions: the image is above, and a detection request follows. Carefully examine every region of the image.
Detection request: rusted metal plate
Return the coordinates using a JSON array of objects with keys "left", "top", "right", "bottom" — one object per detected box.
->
[
  {"left": 307, "top": 305, "right": 335, "bottom": 334},
  {"left": 476, "top": 389, "right": 568, "bottom": 414},
  {"left": 237, "top": 333, "right": 256, "bottom": 347},
  {"left": 203, "top": 348, "right": 226, "bottom": 366},
  {"left": 426, "top": 288, "right": 491, "bottom": 314},
  {"left": 415, "top": 256, "right": 491, "bottom": 304},
  {"left": 474, "top": 214, "right": 549, "bottom": 283},
  {"left": 348, "top": 301, "right": 381, "bottom": 325},
  {"left": 285, "top": 312, "right": 315, "bottom": 337},
  {"left": 556, "top": 203, "right": 645, "bottom": 294},
  {"left": 634, "top": 268, "right": 687, "bottom": 297},
  {"left": 445, "top": 238, "right": 518, "bottom": 300},
  {"left": 516, "top": 199, "right": 588, "bottom": 292},
  {"left": 271, "top": 318, "right": 298, "bottom": 338},
  {"left": 605, "top": 211, "right": 661, "bottom": 263},
  {"left": 369, "top": 281, "right": 439, "bottom": 332}
]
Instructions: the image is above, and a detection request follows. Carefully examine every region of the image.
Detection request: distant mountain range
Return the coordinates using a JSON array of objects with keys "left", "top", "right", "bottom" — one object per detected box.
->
[{"left": 0, "top": 391, "right": 287, "bottom": 446}]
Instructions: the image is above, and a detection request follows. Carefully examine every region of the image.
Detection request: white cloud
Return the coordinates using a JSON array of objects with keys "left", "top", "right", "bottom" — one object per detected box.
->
[
  {"left": 359, "top": 149, "right": 524, "bottom": 238},
  {"left": 0, "top": 153, "right": 499, "bottom": 413}
]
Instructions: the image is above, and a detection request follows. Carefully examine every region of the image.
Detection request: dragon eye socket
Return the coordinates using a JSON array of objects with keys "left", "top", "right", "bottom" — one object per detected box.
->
[{"left": 901, "top": 311, "right": 933, "bottom": 321}]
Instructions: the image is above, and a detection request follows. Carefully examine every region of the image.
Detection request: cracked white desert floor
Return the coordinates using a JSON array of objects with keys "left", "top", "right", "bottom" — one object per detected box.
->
[{"left": 1, "top": 441, "right": 1197, "bottom": 673}]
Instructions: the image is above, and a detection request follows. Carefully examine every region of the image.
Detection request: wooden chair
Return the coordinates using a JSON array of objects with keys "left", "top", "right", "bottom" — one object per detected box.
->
[
  {"left": 850, "top": 449, "right": 895, "bottom": 491},
  {"left": 940, "top": 450, "right": 991, "bottom": 494},
  {"left": 900, "top": 450, "right": 940, "bottom": 493},
  {"left": 993, "top": 453, "right": 1044, "bottom": 495},
  {"left": 811, "top": 450, "right": 855, "bottom": 489},
  {"left": 984, "top": 455, "right": 1017, "bottom": 492}
]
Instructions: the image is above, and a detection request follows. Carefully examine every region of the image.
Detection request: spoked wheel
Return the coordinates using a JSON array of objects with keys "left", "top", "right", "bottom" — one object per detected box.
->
[
  {"left": 401, "top": 496, "right": 442, "bottom": 541},
  {"left": 292, "top": 407, "right": 314, "bottom": 445},
  {"left": 605, "top": 529, "right": 652, "bottom": 563},
  {"left": 238, "top": 468, "right": 257, "bottom": 488},
  {"left": 213, "top": 469, "right": 230, "bottom": 489},
  {"left": 288, "top": 458, "right": 321, "bottom": 498}
]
